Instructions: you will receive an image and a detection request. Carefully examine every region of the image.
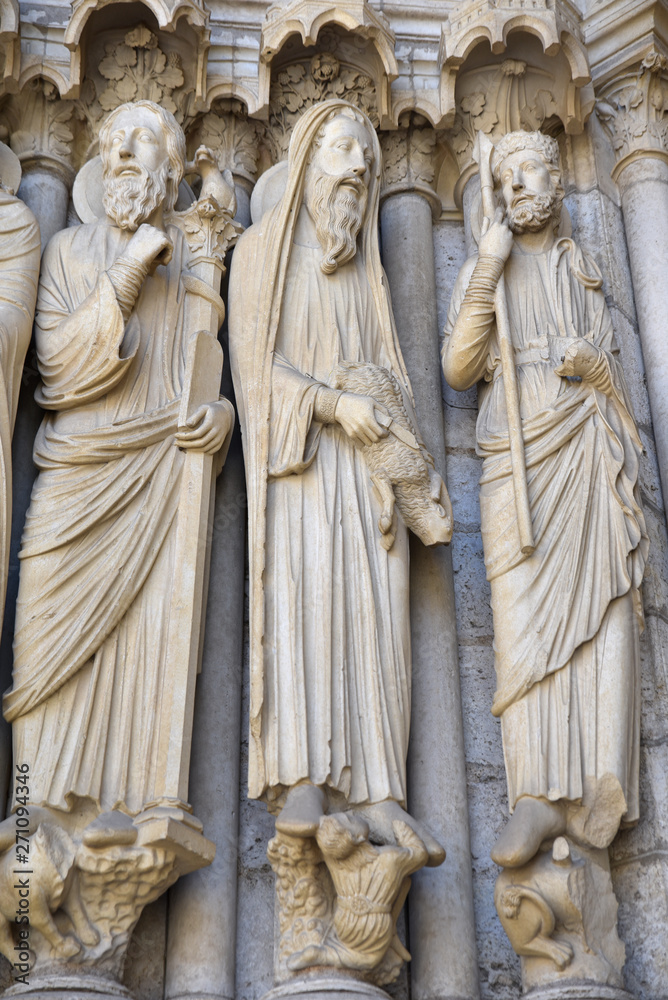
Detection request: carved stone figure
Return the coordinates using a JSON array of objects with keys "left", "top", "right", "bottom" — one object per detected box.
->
[
  {"left": 442, "top": 130, "right": 648, "bottom": 988},
  {"left": 0, "top": 100, "right": 237, "bottom": 994},
  {"left": 229, "top": 98, "right": 451, "bottom": 984},
  {"left": 0, "top": 143, "right": 40, "bottom": 636}
]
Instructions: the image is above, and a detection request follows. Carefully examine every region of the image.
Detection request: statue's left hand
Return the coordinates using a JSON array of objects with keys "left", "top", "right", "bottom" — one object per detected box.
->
[
  {"left": 554, "top": 340, "right": 601, "bottom": 380},
  {"left": 175, "top": 399, "right": 235, "bottom": 454}
]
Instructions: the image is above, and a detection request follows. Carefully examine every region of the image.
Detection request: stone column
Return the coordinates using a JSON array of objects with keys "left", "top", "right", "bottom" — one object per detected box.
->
[
  {"left": 597, "top": 54, "right": 668, "bottom": 510},
  {"left": 16, "top": 153, "right": 72, "bottom": 249},
  {"left": 379, "top": 124, "right": 480, "bottom": 1000}
]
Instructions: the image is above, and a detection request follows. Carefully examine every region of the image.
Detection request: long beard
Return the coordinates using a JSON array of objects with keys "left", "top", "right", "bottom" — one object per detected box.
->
[
  {"left": 103, "top": 162, "right": 170, "bottom": 231},
  {"left": 306, "top": 172, "right": 368, "bottom": 274},
  {"left": 507, "top": 190, "right": 560, "bottom": 234}
]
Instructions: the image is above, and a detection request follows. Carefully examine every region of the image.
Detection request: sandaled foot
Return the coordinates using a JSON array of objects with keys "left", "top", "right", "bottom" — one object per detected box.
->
[
  {"left": 492, "top": 797, "right": 566, "bottom": 868},
  {"left": 82, "top": 810, "right": 137, "bottom": 848},
  {"left": 276, "top": 783, "right": 327, "bottom": 838},
  {"left": 358, "top": 800, "right": 445, "bottom": 867}
]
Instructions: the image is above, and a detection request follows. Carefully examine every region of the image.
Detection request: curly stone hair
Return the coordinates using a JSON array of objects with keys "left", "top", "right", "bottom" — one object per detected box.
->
[{"left": 491, "top": 130, "right": 561, "bottom": 184}]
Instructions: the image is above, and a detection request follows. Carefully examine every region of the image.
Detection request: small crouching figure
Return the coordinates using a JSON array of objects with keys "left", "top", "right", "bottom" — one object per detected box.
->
[{"left": 288, "top": 812, "right": 428, "bottom": 973}]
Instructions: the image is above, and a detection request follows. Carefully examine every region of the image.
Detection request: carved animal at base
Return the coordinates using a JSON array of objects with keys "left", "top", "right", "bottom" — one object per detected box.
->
[
  {"left": 288, "top": 813, "right": 427, "bottom": 973},
  {"left": 0, "top": 824, "right": 81, "bottom": 960},
  {"left": 330, "top": 361, "right": 452, "bottom": 550}
]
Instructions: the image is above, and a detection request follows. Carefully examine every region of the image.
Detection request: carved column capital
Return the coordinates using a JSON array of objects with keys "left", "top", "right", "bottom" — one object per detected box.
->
[
  {"left": 379, "top": 118, "right": 441, "bottom": 219},
  {"left": 3, "top": 78, "right": 77, "bottom": 184},
  {"left": 597, "top": 50, "right": 668, "bottom": 181},
  {"left": 195, "top": 103, "right": 261, "bottom": 192}
]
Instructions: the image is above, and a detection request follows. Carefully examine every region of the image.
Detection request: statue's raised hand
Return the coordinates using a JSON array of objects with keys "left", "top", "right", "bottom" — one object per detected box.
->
[
  {"left": 335, "top": 393, "right": 389, "bottom": 447},
  {"left": 126, "top": 223, "right": 173, "bottom": 274},
  {"left": 479, "top": 207, "right": 513, "bottom": 263}
]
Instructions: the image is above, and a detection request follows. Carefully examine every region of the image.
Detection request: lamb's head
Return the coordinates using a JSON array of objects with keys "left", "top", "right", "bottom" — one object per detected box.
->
[{"left": 395, "top": 470, "right": 452, "bottom": 547}]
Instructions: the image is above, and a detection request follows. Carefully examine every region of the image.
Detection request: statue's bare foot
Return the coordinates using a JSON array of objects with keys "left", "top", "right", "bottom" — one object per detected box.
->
[
  {"left": 492, "top": 798, "right": 566, "bottom": 868},
  {"left": 276, "top": 783, "right": 327, "bottom": 838},
  {"left": 358, "top": 800, "right": 445, "bottom": 867},
  {"left": 82, "top": 810, "right": 138, "bottom": 848}
]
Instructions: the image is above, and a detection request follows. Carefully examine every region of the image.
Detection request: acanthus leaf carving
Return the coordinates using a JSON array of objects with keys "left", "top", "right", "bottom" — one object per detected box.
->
[
  {"left": 266, "top": 51, "right": 377, "bottom": 163},
  {"left": 597, "top": 51, "right": 668, "bottom": 172},
  {"left": 197, "top": 105, "right": 261, "bottom": 183},
  {"left": 3, "top": 79, "right": 76, "bottom": 173},
  {"left": 96, "top": 25, "right": 185, "bottom": 118}
]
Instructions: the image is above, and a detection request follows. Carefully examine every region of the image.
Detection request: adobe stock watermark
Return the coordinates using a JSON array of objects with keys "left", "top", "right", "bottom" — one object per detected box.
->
[{"left": 12, "top": 763, "right": 31, "bottom": 987}]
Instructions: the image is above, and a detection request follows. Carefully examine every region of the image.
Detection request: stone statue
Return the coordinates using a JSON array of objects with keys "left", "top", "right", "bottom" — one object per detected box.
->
[
  {"left": 0, "top": 100, "right": 237, "bottom": 993},
  {"left": 0, "top": 144, "right": 40, "bottom": 637},
  {"left": 229, "top": 98, "right": 451, "bottom": 984},
  {"left": 442, "top": 130, "right": 648, "bottom": 990}
]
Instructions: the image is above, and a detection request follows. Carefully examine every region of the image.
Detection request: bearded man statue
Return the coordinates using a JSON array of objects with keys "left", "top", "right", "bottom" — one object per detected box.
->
[
  {"left": 442, "top": 130, "right": 648, "bottom": 875},
  {"left": 229, "top": 101, "right": 449, "bottom": 977},
  {"left": 2, "top": 100, "right": 232, "bottom": 849}
]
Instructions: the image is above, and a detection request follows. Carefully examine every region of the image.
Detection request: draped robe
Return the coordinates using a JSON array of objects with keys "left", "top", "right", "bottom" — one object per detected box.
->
[
  {"left": 444, "top": 240, "right": 648, "bottom": 822},
  {"left": 4, "top": 221, "right": 191, "bottom": 816},
  {"left": 228, "top": 99, "right": 416, "bottom": 809},
  {"left": 0, "top": 192, "right": 40, "bottom": 631}
]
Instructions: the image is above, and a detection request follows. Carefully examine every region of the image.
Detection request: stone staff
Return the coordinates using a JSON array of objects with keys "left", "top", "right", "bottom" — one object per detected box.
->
[
  {"left": 475, "top": 131, "right": 534, "bottom": 554},
  {"left": 149, "top": 149, "right": 241, "bottom": 816}
]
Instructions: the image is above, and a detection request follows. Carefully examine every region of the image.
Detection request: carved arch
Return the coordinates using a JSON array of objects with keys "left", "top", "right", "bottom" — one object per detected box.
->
[
  {"left": 258, "top": 0, "right": 397, "bottom": 125},
  {"left": 65, "top": 0, "right": 208, "bottom": 49},
  {"left": 440, "top": 1, "right": 591, "bottom": 124},
  {"left": 60, "top": 0, "right": 210, "bottom": 104}
]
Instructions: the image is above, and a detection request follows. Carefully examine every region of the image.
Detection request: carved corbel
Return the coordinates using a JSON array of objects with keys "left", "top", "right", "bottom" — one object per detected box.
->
[
  {"left": 495, "top": 837, "right": 628, "bottom": 996},
  {"left": 258, "top": 0, "right": 397, "bottom": 128}
]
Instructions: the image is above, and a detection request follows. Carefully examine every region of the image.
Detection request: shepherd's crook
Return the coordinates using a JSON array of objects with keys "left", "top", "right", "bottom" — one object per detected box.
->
[{"left": 474, "top": 132, "right": 534, "bottom": 555}]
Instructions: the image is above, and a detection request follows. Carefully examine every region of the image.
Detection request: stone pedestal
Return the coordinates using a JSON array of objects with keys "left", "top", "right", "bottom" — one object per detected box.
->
[
  {"left": 495, "top": 837, "right": 628, "bottom": 999},
  {"left": 263, "top": 972, "right": 391, "bottom": 1000}
]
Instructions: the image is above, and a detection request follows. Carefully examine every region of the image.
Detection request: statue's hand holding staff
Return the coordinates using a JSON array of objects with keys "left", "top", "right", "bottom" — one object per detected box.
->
[
  {"left": 479, "top": 207, "right": 513, "bottom": 263},
  {"left": 175, "top": 399, "right": 235, "bottom": 454}
]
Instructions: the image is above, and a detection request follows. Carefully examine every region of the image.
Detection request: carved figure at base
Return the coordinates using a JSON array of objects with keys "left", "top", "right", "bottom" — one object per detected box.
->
[
  {"left": 229, "top": 99, "right": 451, "bottom": 985},
  {"left": 442, "top": 130, "right": 647, "bottom": 989},
  {"left": 0, "top": 100, "right": 237, "bottom": 992},
  {"left": 495, "top": 836, "right": 626, "bottom": 991},
  {"left": 288, "top": 814, "right": 426, "bottom": 973}
]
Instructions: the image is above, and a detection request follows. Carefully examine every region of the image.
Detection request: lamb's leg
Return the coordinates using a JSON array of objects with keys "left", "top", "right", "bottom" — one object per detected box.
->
[{"left": 370, "top": 470, "right": 397, "bottom": 550}]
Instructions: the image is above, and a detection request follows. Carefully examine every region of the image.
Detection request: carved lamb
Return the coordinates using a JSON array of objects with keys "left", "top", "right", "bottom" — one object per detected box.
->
[{"left": 330, "top": 361, "right": 453, "bottom": 550}]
